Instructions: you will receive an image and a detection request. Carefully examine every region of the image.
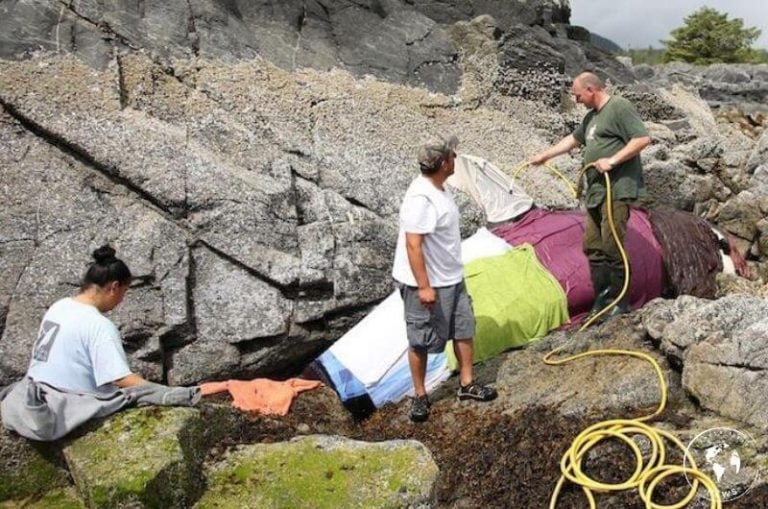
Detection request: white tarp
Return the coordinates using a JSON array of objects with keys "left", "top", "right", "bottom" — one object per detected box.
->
[
  {"left": 448, "top": 153, "right": 534, "bottom": 223},
  {"left": 328, "top": 228, "right": 512, "bottom": 388}
]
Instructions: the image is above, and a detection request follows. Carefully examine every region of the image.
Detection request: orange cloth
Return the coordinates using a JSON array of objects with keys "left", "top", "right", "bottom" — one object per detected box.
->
[{"left": 199, "top": 378, "right": 322, "bottom": 415}]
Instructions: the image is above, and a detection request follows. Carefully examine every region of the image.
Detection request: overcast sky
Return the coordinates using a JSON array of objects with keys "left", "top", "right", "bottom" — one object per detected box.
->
[{"left": 570, "top": 0, "right": 768, "bottom": 50}]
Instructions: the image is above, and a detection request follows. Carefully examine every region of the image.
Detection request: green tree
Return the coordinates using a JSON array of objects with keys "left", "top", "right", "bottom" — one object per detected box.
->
[{"left": 662, "top": 7, "right": 762, "bottom": 64}]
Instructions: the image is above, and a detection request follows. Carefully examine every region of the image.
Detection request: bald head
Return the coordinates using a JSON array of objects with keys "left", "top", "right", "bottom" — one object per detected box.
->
[
  {"left": 571, "top": 72, "right": 608, "bottom": 109},
  {"left": 574, "top": 72, "right": 604, "bottom": 91}
]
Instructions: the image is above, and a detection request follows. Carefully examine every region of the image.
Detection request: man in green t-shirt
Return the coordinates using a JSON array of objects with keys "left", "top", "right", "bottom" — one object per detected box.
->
[{"left": 528, "top": 72, "right": 651, "bottom": 320}]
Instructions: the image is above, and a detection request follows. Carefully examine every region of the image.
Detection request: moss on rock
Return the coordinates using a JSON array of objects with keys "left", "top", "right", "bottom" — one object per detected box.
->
[
  {"left": 63, "top": 407, "right": 206, "bottom": 508},
  {"left": 196, "top": 435, "right": 438, "bottom": 508},
  {"left": 0, "top": 430, "right": 69, "bottom": 502},
  {"left": 7, "top": 487, "right": 86, "bottom": 509}
]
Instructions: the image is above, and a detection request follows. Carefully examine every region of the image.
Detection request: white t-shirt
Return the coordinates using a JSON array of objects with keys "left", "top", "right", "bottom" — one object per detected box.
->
[
  {"left": 392, "top": 175, "right": 463, "bottom": 287},
  {"left": 26, "top": 298, "right": 132, "bottom": 395}
]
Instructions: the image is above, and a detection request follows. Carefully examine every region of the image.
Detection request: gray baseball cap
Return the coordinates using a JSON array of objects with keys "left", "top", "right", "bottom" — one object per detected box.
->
[{"left": 418, "top": 135, "right": 459, "bottom": 171}]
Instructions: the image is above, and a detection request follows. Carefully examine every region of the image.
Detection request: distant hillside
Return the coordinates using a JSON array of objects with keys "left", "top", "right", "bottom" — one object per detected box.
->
[{"left": 590, "top": 32, "right": 623, "bottom": 53}]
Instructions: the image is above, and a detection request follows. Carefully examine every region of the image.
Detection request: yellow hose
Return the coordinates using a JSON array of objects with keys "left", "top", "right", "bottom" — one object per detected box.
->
[
  {"left": 543, "top": 347, "right": 722, "bottom": 508},
  {"left": 575, "top": 165, "right": 630, "bottom": 332},
  {"left": 515, "top": 159, "right": 723, "bottom": 507},
  {"left": 513, "top": 161, "right": 578, "bottom": 198},
  {"left": 513, "top": 161, "right": 628, "bottom": 330}
]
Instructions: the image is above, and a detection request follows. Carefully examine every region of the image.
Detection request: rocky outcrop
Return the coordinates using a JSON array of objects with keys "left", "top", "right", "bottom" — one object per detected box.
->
[
  {"left": 634, "top": 63, "right": 768, "bottom": 137},
  {"left": 634, "top": 63, "right": 768, "bottom": 106},
  {"left": 2, "top": 2, "right": 768, "bottom": 507},
  {"left": 0, "top": 0, "right": 636, "bottom": 103},
  {"left": 0, "top": 0, "right": 462, "bottom": 94},
  {"left": 642, "top": 294, "right": 768, "bottom": 430},
  {"left": 1, "top": 51, "right": 765, "bottom": 385}
]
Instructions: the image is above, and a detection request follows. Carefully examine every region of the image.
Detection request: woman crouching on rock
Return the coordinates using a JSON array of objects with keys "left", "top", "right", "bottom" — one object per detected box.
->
[{"left": 0, "top": 245, "right": 200, "bottom": 441}]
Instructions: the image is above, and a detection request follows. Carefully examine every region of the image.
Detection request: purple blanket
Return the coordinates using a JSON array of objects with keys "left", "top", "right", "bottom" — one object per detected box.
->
[{"left": 492, "top": 208, "right": 665, "bottom": 319}]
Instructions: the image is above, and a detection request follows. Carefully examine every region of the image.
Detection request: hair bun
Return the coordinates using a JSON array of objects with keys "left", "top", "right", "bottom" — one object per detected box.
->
[{"left": 92, "top": 245, "right": 117, "bottom": 264}]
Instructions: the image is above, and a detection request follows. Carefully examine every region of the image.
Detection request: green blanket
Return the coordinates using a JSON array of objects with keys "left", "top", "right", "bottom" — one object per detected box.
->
[{"left": 446, "top": 244, "right": 569, "bottom": 370}]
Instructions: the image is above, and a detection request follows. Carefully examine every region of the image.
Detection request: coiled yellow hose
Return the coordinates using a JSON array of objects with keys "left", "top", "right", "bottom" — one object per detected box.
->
[
  {"left": 543, "top": 347, "right": 722, "bottom": 508},
  {"left": 513, "top": 160, "right": 723, "bottom": 508}
]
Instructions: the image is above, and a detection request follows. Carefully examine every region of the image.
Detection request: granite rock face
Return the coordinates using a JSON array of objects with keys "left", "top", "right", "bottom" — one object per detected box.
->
[
  {"left": 0, "top": 1, "right": 766, "bottom": 391},
  {"left": 0, "top": 48, "right": 766, "bottom": 385},
  {"left": 0, "top": 53, "right": 513, "bottom": 386},
  {"left": 0, "top": 0, "right": 569, "bottom": 95},
  {"left": 0, "top": 0, "right": 639, "bottom": 102}
]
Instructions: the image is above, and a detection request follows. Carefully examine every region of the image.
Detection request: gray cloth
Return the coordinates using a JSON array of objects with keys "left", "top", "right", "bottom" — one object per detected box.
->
[
  {"left": 399, "top": 281, "right": 475, "bottom": 354},
  {"left": 0, "top": 378, "right": 201, "bottom": 442}
]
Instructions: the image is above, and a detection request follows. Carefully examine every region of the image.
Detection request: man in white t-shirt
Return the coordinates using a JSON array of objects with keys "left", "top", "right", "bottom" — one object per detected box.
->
[{"left": 392, "top": 135, "right": 497, "bottom": 422}]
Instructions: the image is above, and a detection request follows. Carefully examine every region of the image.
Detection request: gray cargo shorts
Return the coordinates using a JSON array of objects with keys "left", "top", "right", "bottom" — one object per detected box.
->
[{"left": 398, "top": 281, "right": 476, "bottom": 354}]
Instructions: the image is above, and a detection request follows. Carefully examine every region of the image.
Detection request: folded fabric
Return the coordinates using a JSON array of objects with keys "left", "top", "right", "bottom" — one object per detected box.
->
[
  {"left": 446, "top": 244, "right": 570, "bottom": 369},
  {"left": 0, "top": 378, "right": 201, "bottom": 441},
  {"left": 200, "top": 378, "right": 322, "bottom": 416}
]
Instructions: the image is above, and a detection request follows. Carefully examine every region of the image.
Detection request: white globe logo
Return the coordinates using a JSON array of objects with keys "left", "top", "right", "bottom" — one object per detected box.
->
[
  {"left": 703, "top": 444, "right": 740, "bottom": 482},
  {"left": 685, "top": 427, "right": 758, "bottom": 503}
]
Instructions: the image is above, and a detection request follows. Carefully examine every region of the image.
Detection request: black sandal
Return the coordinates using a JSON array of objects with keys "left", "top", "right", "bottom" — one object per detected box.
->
[{"left": 457, "top": 381, "right": 498, "bottom": 402}]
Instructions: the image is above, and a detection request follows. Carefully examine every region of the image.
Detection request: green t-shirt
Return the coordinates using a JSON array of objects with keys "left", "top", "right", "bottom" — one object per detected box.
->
[{"left": 573, "top": 96, "right": 649, "bottom": 208}]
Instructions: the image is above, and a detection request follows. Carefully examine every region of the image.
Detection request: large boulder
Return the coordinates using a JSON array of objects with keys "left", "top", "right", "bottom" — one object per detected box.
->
[
  {"left": 63, "top": 407, "right": 206, "bottom": 508},
  {"left": 684, "top": 318, "right": 768, "bottom": 430},
  {"left": 718, "top": 190, "right": 768, "bottom": 243},
  {"left": 642, "top": 295, "right": 768, "bottom": 363},
  {"left": 196, "top": 435, "right": 439, "bottom": 508}
]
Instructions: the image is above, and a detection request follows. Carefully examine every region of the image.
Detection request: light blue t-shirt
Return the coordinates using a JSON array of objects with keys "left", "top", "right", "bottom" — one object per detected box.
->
[{"left": 26, "top": 298, "right": 131, "bottom": 394}]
